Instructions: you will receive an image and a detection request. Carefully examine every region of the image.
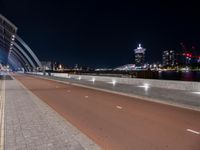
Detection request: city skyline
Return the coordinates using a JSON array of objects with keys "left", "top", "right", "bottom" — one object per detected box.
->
[{"left": 1, "top": 1, "right": 200, "bottom": 68}]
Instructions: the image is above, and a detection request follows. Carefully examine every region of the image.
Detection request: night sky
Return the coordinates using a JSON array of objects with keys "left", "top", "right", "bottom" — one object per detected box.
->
[{"left": 1, "top": 0, "right": 200, "bottom": 68}]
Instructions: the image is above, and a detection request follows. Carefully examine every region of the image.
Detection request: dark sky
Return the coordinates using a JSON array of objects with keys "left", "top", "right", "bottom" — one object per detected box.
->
[{"left": 1, "top": 0, "right": 200, "bottom": 68}]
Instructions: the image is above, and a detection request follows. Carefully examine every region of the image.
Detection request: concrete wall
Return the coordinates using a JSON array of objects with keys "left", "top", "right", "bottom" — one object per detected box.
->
[{"left": 28, "top": 72, "right": 200, "bottom": 91}]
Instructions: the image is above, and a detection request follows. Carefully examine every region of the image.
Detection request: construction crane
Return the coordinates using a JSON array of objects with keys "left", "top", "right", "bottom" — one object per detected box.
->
[
  {"left": 179, "top": 42, "right": 192, "bottom": 65},
  {"left": 180, "top": 42, "right": 187, "bottom": 52},
  {"left": 180, "top": 42, "right": 192, "bottom": 58}
]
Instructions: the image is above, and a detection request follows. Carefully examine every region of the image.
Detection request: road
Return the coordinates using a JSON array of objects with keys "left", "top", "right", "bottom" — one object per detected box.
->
[{"left": 14, "top": 74, "right": 200, "bottom": 150}]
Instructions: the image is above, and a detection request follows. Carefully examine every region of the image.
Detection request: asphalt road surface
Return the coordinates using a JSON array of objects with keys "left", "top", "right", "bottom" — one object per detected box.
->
[{"left": 14, "top": 74, "right": 200, "bottom": 150}]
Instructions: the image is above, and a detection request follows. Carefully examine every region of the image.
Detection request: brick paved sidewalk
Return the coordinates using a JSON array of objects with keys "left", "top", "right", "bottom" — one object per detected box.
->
[{"left": 4, "top": 79, "right": 101, "bottom": 150}]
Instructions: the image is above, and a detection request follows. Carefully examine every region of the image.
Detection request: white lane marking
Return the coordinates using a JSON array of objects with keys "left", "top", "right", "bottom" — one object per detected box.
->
[
  {"left": 186, "top": 129, "right": 200, "bottom": 135},
  {"left": 116, "top": 105, "right": 123, "bottom": 109},
  {"left": 85, "top": 96, "right": 89, "bottom": 98},
  {"left": 67, "top": 90, "right": 71, "bottom": 92}
]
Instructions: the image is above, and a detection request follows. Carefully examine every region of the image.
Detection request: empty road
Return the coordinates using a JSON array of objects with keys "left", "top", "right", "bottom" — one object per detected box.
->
[{"left": 14, "top": 74, "right": 200, "bottom": 150}]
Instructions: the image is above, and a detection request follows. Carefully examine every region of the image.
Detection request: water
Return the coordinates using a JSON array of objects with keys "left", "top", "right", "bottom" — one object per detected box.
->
[{"left": 158, "top": 71, "right": 200, "bottom": 82}]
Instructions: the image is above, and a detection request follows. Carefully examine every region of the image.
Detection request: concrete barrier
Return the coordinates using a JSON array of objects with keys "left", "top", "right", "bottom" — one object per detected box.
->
[
  {"left": 28, "top": 72, "right": 43, "bottom": 75},
  {"left": 28, "top": 72, "right": 200, "bottom": 91}
]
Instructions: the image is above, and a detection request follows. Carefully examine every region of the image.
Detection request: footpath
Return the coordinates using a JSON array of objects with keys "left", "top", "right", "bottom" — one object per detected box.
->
[{"left": 1, "top": 77, "right": 100, "bottom": 150}]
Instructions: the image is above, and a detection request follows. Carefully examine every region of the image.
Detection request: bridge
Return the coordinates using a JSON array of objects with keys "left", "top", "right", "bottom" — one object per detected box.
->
[
  {"left": 0, "top": 14, "right": 41, "bottom": 71},
  {"left": 0, "top": 15, "right": 200, "bottom": 150}
]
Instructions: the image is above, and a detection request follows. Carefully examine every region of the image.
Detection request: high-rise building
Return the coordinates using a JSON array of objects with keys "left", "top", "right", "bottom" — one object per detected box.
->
[
  {"left": 134, "top": 44, "right": 146, "bottom": 66},
  {"left": 162, "top": 50, "right": 175, "bottom": 66}
]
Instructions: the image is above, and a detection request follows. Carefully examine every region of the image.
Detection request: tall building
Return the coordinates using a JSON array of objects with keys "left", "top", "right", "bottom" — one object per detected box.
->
[
  {"left": 134, "top": 44, "right": 146, "bottom": 66},
  {"left": 162, "top": 50, "right": 175, "bottom": 66}
]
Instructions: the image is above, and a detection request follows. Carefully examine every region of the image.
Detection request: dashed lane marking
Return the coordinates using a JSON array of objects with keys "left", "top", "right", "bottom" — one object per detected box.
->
[
  {"left": 85, "top": 96, "right": 89, "bottom": 98},
  {"left": 186, "top": 129, "right": 200, "bottom": 135},
  {"left": 116, "top": 105, "right": 123, "bottom": 109}
]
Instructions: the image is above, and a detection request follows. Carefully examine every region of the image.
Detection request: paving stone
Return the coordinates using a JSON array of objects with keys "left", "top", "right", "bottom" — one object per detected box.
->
[{"left": 4, "top": 79, "right": 101, "bottom": 150}]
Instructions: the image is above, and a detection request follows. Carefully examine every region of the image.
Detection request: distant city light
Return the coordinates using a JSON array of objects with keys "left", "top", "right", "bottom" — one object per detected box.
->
[
  {"left": 134, "top": 44, "right": 146, "bottom": 67},
  {"left": 135, "top": 44, "right": 146, "bottom": 53},
  {"left": 58, "top": 64, "right": 62, "bottom": 69}
]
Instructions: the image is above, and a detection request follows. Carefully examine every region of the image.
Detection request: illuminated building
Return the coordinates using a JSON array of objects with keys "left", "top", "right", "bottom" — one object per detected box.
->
[
  {"left": 162, "top": 50, "right": 175, "bottom": 66},
  {"left": 134, "top": 44, "right": 146, "bottom": 66},
  {"left": 41, "top": 61, "right": 52, "bottom": 70}
]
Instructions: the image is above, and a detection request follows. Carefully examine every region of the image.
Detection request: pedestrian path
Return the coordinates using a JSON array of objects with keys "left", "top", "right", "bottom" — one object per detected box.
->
[{"left": 4, "top": 78, "right": 100, "bottom": 150}]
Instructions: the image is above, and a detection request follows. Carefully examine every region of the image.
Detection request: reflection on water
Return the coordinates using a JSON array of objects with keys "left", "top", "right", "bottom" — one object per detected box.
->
[{"left": 158, "top": 71, "right": 200, "bottom": 81}]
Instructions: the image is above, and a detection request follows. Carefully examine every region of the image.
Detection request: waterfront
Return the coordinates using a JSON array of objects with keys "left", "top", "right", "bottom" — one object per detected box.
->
[
  {"left": 158, "top": 71, "right": 200, "bottom": 82},
  {"left": 53, "top": 70, "right": 200, "bottom": 82}
]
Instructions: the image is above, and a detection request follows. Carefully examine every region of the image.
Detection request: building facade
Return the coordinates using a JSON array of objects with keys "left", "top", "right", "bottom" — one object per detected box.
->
[
  {"left": 134, "top": 44, "right": 146, "bottom": 67},
  {"left": 162, "top": 50, "right": 175, "bottom": 66}
]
